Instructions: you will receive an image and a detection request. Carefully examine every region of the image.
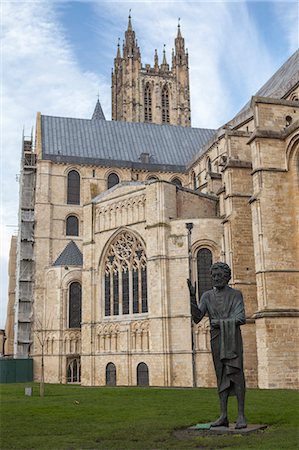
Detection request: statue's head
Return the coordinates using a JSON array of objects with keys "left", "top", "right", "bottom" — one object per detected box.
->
[{"left": 211, "top": 262, "right": 231, "bottom": 289}]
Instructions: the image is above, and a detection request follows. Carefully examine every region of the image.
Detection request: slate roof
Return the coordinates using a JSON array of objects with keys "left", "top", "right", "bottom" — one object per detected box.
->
[
  {"left": 53, "top": 241, "right": 83, "bottom": 266},
  {"left": 230, "top": 49, "right": 299, "bottom": 125},
  {"left": 92, "top": 99, "right": 106, "bottom": 120},
  {"left": 41, "top": 116, "right": 216, "bottom": 170}
]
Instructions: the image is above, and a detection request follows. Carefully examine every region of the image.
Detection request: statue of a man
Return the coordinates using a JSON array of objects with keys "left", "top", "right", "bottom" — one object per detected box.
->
[{"left": 188, "top": 262, "right": 247, "bottom": 429}]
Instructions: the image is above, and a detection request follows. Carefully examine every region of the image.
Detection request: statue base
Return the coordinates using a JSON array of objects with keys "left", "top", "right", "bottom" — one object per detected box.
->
[{"left": 188, "top": 423, "right": 267, "bottom": 435}]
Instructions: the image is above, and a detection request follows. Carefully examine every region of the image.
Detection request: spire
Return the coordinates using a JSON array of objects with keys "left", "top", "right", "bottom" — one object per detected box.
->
[
  {"left": 177, "top": 17, "right": 181, "bottom": 37},
  {"left": 160, "top": 44, "right": 169, "bottom": 72},
  {"left": 154, "top": 48, "right": 159, "bottom": 71},
  {"left": 116, "top": 38, "right": 121, "bottom": 59},
  {"left": 92, "top": 98, "right": 106, "bottom": 120},
  {"left": 127, "top": 9, "right": 132, "bottom": 31}
]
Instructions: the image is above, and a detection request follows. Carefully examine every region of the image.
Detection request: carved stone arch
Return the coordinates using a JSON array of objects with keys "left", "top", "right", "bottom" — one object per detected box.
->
[
  {"left": 192, "top": 239, "right": 219, "bottom": 258},
  {"left": 60, "top": 269, "right": 82, "bottom": 290}
]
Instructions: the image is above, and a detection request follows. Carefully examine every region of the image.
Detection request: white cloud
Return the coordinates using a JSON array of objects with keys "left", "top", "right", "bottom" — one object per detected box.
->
[{"left": 1, "top": 1, "right": 110, "bottom": 328}]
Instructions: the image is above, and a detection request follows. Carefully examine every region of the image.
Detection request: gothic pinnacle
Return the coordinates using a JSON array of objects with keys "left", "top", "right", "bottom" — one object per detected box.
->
[
  {"left": 128, "top": 9, "right": 132, "bottom": 31},
  {"left": 162, "top": 44, "right": 167, "bottom": 65}
]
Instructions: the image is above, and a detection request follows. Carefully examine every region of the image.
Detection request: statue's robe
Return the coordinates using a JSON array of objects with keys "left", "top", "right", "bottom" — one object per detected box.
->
[{"left": 191, "top": 286, "right": 246, "bottom": 395}]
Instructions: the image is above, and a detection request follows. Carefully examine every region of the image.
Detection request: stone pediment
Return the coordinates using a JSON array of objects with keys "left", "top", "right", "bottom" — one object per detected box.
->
[{"left": 92, "top": 181, "right": 146, "bottom": 205}]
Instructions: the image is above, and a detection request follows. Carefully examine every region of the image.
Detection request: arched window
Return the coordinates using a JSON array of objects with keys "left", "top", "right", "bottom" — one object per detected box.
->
[
  {"left": 147, "top": 175, "right": 159, "bottom": 181},
  {"left": 104, "top": 231, "right": 147, "bottom": 316},
  {"left": 144, "top": 83, "right": 152, "bottom": 122},
  {"left": 106, "top": 362, "right": 116, "bottom": 386},
  {"left": 197, "top": 248, "right": 213, "bottom": 300},
  {"left": 161, "top": 85, "right": 170, "bottom": 124},
  {"left": 69, "top": 282, "right": 82, "bottom": 328},
  {"left": 67, "top": 170, "right": 80, "bottom": 205},
  {"left": 171, "top": 178, "right": 182, "bottom": 187},
  {"left": 66, "top": 215, "right": 79, "bottom": 236},
  {"left": 108, "top": 172, "right": 120, "bottom": 190},
  {"left": 67, "top": 357, "right": 81, "bottom": 383},
  {"left": 137, "top": 362, "right": 149, "bottom": 386}
]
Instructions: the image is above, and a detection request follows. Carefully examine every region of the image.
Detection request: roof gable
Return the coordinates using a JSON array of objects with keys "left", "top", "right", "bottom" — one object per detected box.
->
[{"left": 53, "top": 241, "right": 83, "bottom": 267}]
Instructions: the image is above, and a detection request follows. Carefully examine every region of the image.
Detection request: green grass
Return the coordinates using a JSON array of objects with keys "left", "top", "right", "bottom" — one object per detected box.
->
[{"left": 0, "top": 383, "right": 298, "bottom": 449}]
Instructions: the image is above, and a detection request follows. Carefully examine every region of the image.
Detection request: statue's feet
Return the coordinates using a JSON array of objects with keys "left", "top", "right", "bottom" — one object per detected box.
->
[
  {"left": 235, "top": 416, "right": 247, "bottom": 429},
  {"left": 211, "top": 416, "right": 229, "bottom": 427}
]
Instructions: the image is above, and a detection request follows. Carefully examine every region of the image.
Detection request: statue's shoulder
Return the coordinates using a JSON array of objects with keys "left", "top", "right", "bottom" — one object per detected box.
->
[{"left": 227, "top": 286, "right": 243, "bottom": 298}]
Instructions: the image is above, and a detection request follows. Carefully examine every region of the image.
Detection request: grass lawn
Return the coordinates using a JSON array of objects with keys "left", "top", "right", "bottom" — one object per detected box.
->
[{"left": 0, "top": 383, "right": 298, "bottom": 449}]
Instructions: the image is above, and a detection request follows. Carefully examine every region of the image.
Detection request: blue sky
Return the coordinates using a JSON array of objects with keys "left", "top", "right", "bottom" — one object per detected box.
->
[{"left": 1, "top": 0, "right": 298, "bottom": 329}]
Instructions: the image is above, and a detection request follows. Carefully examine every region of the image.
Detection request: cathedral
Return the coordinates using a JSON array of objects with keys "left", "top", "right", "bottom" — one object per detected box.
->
[{"left": 5, "top": 15, "right": 299, "bottom": 389}]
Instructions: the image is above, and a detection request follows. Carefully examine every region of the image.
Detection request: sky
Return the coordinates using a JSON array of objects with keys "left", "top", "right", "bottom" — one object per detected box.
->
[{"left": 0, "top": 0, "right": 298, "bottom": 329}]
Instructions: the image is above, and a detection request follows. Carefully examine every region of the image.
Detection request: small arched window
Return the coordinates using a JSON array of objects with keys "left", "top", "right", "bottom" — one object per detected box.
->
[
  {"left": 197, "top": 248, "right": 213, "bottom": 300},
  {"left": 144, "top": 83, "right": 152, "bottom": 123},
  {"left": 67, "top": 357, "right": 81, "bottom": 383},
  {"left": 161, "top": 85, "right": 170, "bottom": 124},
  {"left": 106, "top": 362, "right": 116, "bottom": 386},
  {"left": 108, "top": 173, "right": 120, "bottom": 190},
  {"left": 137, "top": 362, "right": 149, "bottom": 386},
  {"left": 147, "top": 175, "right": 159, "bottom": 181},
  {"left": 171, "top": 178, "right": 182, "bottom": 187},
  {"left": 66, "top": 215, "right": 79, "bottom": 236},
  {"left": 67, "top": 170, "right": 80, "bottom": 205},
  {"left": 69, "top": 282, "right": 82, "bottom": 328}
]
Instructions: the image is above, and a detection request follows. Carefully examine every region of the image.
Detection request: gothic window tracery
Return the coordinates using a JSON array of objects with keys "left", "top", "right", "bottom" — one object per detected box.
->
[
  {"left": 161, "top": 85, "right": 170, "bottom": 123},
  {"left": 144, "top": 83, "right": 152, "bottom": 122},
  {"left": 104, "top": 231, "right": 147, "bottom": 316}
]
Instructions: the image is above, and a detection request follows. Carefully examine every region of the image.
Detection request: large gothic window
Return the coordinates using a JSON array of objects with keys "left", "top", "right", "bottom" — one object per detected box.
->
[
  {"left": 197, "top": 248, "right": 213, "bottom": 300},
  {"left": 108, "top": 173, "right": 120, "bottom": 190},
  {"left": 161, "top": 85, "right": 170, "bottom": 123},
  {"left": 66, "top": 215, "right": 79, "bottom": 236},
  {"left": 69, "top": 282, "right": 82, "bottom": 328},
  {"left": 104, "top": 231, "right": 147, "bottom": 316},
  {"left": 144, "top": 83, "right": 152, "bottom": 122},
  {"left": 67, "top": 170, "right": 80, "bottom": 205}
]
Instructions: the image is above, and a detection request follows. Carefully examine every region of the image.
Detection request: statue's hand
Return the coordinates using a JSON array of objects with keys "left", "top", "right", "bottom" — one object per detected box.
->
[{"left": 187, "top": 279, "right": 197, "bottom": 302}]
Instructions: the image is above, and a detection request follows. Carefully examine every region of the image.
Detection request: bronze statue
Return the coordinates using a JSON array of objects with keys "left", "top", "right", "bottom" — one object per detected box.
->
[{"left": 188, "top": 262, "right": 247, "bottom": 429}]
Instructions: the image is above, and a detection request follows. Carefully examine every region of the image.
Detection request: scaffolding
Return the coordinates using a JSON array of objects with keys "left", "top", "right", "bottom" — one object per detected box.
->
[{"left": 13, "top": 133, "right": 36, "bottom": 358}]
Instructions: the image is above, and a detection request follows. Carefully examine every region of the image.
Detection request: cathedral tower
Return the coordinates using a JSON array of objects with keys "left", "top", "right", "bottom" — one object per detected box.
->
[{"left": 111, "top": 15, "right": 191, "bottom": 126}]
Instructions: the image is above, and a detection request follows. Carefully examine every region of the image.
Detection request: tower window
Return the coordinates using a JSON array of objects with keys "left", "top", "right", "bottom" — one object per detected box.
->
[
  {"left": 144, "top": 83, "right": 152, "bottom": 123},
  {"left": 108, "top": 172, "right": 120, "bottom": 190},
  {"left": 67, "top": 170, "right": 80, "bottom": 205},
  {"left": 162, "top": 85, "right": 170, "bottom": 124},
  {"left": 69, "top": 282, "right": 82, "bottom": 328},
  {"left": 197, "top": 248, "right": 213, "bottom": 299},
  {"left": 104, "top": 231, "right": 147, "bottom": 316},
  {"left": 66, "top": 215, "right": 79, "bottom": 236}
]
